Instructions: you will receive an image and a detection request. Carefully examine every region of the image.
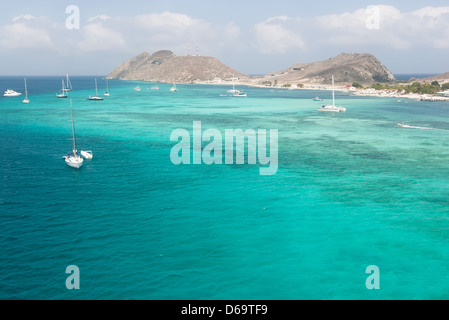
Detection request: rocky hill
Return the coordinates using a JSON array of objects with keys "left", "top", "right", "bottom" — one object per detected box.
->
[
  {"left": 417, "top": 72, "right": 449, "bottom": 83},
  {"left": 107, "top": 50, "right": 248, "bottom": 83},
  {"left": 259, "top": 53, "right": 395, "bottom": 85}
]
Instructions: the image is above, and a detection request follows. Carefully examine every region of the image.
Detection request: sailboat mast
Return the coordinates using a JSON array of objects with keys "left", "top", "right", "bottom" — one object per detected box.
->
[
  {"left": 332, "top": 75, "right": 335, "bottom": 107},
  {"left": 66, "top": 73, "right": 71, "bottom": 91},
  {"left": 95, "top": 78, "right": 98, "bottom": 96},
  {"left": 70, "top": 98, "right": 77, "bottom": 154},
  {"left": 24, "top": 78, "right": 28, "bottom": 99}
]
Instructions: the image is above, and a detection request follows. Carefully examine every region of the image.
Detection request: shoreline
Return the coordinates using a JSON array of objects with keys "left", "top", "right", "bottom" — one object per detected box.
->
[
  {"left": 221, "top": 80, "right": 449, "bottom": 102},
  {"left": 115, "top": 77, "right": 449, "bottom": 102},
  {"left": 229, "top": 80, "right": 449, "bottom": 102}
]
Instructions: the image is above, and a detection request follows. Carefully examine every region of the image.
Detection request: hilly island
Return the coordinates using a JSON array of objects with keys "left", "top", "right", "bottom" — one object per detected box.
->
[
  {"left": 259, "top": 53, "right": 396, "bottom": 86},
  {"left": 107, "top": 50, "right": 397, "bottom": 86},
  {"left": 107, "top": 50, "right": 449, "bottom": 100},
  {"left": 107, "top": 50, "right": 248, "bottom": 84}
]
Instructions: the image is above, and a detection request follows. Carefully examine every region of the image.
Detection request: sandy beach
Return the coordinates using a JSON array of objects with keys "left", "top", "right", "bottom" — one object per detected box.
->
[{"left": 202, "top": 77, "right": 449, "bottom": 102}]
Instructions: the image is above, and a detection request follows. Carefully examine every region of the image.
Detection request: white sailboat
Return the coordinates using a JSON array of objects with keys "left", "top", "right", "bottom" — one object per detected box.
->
[
  {"left": 134, "top": 86, "right": 141, "bottom": 92},
  {"left": 57, "top": 79, "right": 68, "bottom": 98},
  {"left": 23, "top": 78, "right": 30, "bottom": 104},
  {"left": 317, "top": 75, "right": 346, "bottom": 112},
  {"left": 227, "top": 75, "right": 240, "bottom": 94},
  {"left": 88, "top": 78, "right": 104, "bottom": 100},
  {"left": 63, "top": 74, "right": 72, "bottom": 92},
  {"left": 233, "top": 91, "right": 247, "bottom": 97},
  {"left": 63, "top": 98, "right": 84, "bottom": 169},
  {"left": 104, "top": 78, "right": 110, "bottom": 96},
  {"left": 170, "top": 83, "right": 178, "bottom": 92}
]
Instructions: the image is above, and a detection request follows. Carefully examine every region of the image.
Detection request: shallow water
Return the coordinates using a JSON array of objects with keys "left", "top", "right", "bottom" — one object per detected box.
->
[{"left": 1, "top": 76, "right": 449, "bottom": 299}]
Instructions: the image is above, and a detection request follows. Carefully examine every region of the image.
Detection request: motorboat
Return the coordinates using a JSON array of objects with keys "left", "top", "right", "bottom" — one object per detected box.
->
[
  {"left": 4, "top": 89, "right": 22, "bottom": 97},
  {"left": 81, "top": 150, "right": 93, "bottom": 159}
]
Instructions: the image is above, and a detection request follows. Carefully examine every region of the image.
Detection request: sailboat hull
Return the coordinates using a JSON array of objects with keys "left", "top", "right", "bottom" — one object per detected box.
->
[
  {"left": 65, "top": 157, "right": 84, "bottom": 169},
  {"left": 317, "top": 105, "right": 346, "bottom": 112},
  {"left": 318, "top": 107, "right": 341, "bottom": 112}
]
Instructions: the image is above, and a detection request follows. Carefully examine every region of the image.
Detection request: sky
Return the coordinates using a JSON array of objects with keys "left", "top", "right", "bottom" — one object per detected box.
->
[{"left": 0, "top": 0, "right": 449, "bottom": 76}]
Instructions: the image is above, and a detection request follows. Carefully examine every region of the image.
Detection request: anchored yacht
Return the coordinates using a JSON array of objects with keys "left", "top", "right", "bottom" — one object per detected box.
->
[{"left": 4, "top": 89, "right": 22, "bottom": 97}]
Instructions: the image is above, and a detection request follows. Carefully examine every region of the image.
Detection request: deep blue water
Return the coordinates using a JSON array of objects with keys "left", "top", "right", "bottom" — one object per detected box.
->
[{"left": 1, "top": 76, "right": 449, "bottom": 299}]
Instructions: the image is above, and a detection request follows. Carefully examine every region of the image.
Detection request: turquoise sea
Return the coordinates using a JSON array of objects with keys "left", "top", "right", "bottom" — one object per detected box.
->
[{"left": 1, "top": 76, "right": 449, "bottom": 300}]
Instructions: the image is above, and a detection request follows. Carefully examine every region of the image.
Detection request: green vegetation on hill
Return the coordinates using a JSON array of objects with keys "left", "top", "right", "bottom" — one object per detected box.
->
[{"left": 364, "top": 81, "right": 446, "bottom": 95}]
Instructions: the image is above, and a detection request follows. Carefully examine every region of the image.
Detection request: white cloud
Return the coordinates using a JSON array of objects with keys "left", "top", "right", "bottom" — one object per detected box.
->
[
  {"left": 88, "top": 15, "right": 112, "bottom": 22},
  {"left": 412, "top": 6, "right": 449, "bottom": 18},
  {"left": 315, "top": 9, "right": 365, "bottom": 29},
  {"left": 0, "top": 22, "right": 52, "bottom": 49},
  {"left": 220, "top": 22, "right": 241, "bottom": 41},
  {"left": 78, "top": 23, "right": 126, "bottom": 52},
  {"left": 286, "top": 5, "right": 449, "bottom": 51},
  {"left": 266, "top": 16, "right": 291, "bottom": 23},
  {"left": 315, "top": 5, "right": 402, "bottom": 31},
  {"left": 253, "top": 16, "right": 304, "bottom": 54},
  {"left": 128, "top": 11, "right": 245, "bottom": 56},
  {"left": 135, "top": 11, "right": 208, "bottom": 37},
  {"left": 248, "top": 4, "right": 449, "bottom": 62},
  {"left": 1, "top": 5, "right": 448, "bottom": 75},
  {"left": 12, "top": 14, "right": 36, "bottom": 22},
  {"left": 310, "top": 6, "right": 411, "bottom": 50}
]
